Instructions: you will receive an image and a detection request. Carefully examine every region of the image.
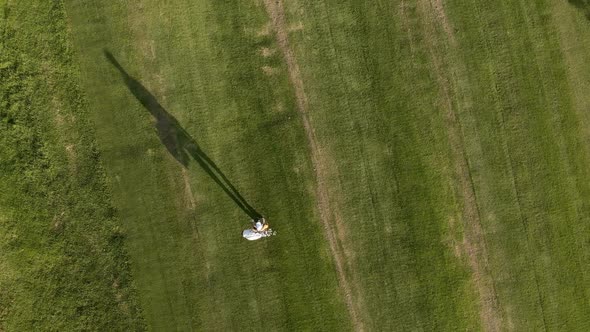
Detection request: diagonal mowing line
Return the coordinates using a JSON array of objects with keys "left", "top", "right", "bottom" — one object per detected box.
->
[
  {"left": 466, "top": 0, "right": 551, "bottom": 329},
  {"left": 261, "top": 0, "right": 364, "bottom": 330},
  {"left": 416, "top": 0, "right": 503, "bottom": 330},
  {"left": 495, "top": 98, "right": 549, "bottom": 332}
]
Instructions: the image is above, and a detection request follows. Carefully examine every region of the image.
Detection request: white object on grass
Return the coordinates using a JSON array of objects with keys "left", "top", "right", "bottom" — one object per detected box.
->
[{"left": 242, "top": 218, "right": 276, "bottom": 241}]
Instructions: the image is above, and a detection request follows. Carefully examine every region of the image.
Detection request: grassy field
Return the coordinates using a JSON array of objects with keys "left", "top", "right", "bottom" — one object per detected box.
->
[
  {"left": 3, "top": 0, "right": 590, "bottom": 330},
  {"left": 0, "top": 1, "right": 144, "bottom": 330},
  {"left": 279, "top": 0, "right": 590, "bottom": 330},
  {"left": 64, "top": 1, "right": 349, "bottom": 331}
]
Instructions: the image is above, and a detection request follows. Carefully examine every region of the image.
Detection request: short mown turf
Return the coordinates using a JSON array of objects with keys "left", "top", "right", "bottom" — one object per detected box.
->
[{"left": 3, "top": 0, "right": 590, "bottom": 330}]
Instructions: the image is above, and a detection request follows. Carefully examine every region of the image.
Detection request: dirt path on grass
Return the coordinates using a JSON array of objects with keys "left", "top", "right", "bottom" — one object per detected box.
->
[
  {"left": 181, "top": 168, "right": 196, "bottom": 210},
  {"left": 261, "top": 0, "right": 364, "bottom": 330},
  {"left": 416, "top": 1, "right": 502, "bottom": 331}
]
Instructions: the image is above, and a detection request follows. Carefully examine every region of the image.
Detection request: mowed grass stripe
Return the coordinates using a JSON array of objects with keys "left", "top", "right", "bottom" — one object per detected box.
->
[
  {"left": 65, "top": 0, "right": 350, "bottom": 330},
  {"left": 280, "top": 0, "right": 590, "bottom": 330},
  {"left": 283, "top": 1, "right": 480, "bottom": 330},
  {"left": 550, "top": 0, "right": 590, "bottom": 316},
  {"left": 147, "top": 1, "right": 351, "bottom": 329},
  {"left": 446, "top": 0, "right": 590, "bottom": 329},
  {"left": 261, "top": 0, "right": 364, "bottom": 328},
  {"left": 414, "top": 0, "right": 503, "bottom": 329},
  {"left": 66, "top": 2, "right": 198, "bottom": 329}
]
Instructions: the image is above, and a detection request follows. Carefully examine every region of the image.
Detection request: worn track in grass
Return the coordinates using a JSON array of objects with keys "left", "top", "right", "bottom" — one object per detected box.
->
[
  {"left": 262, "top": 0, "right": 363, "bottom": 329},
  {"left": 416, "top": 0, "right": 502, "bottom": 330}
]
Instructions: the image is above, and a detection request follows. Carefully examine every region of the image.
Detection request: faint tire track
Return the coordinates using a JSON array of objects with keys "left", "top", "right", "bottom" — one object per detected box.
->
[
  {"left": 416, "top": 1, "right": 503, "bottom": 330},
  {"left": 181, "top": 168, "right": 196, "bottom": 210},
  {"left": 261, "top": 0, "right": 364, "bottom": 330}
]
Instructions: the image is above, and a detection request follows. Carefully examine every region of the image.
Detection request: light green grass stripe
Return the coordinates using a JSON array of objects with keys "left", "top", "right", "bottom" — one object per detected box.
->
[
  {"left": 283, "top": 0, "right": 480, "bottom": 330},
  {"left": 446, "top": 0, "right": 590, "bottom": 329}
]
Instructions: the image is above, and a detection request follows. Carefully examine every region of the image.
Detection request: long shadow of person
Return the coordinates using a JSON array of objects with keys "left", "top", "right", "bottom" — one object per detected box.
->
[{"left": 104, "top": 50, "right": 262, "bottom": 220}]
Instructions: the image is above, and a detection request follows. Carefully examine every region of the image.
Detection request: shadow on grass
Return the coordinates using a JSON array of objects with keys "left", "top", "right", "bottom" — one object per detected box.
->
[
  {"left": 568, "top": 0, "right": 590, "bottom": 19},
  {"left": 104, "top": 50, "right": 262, "bottom": 220}
]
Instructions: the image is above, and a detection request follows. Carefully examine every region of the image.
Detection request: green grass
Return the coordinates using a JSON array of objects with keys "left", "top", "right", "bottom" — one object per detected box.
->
[
  {"left": 0, "top": 1, "right": 144, "bottom": 330},
  {"left": 282, "top": 1, "right": 480, "bottom": 330},
  {"left": 3, "top": 0, "right": 590, "bottom": 330},
  {"left": 281, "top": 0, "right": 590, "bottom": 329},
  {"left": 279, "top": 0, "right": 590, "bottom": 330},
  {"left": 445, "top": 1, "right": 590, "bottom": 329},
  {"left": 64, "top": 0, "right": 349, "bottom": 331}
]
